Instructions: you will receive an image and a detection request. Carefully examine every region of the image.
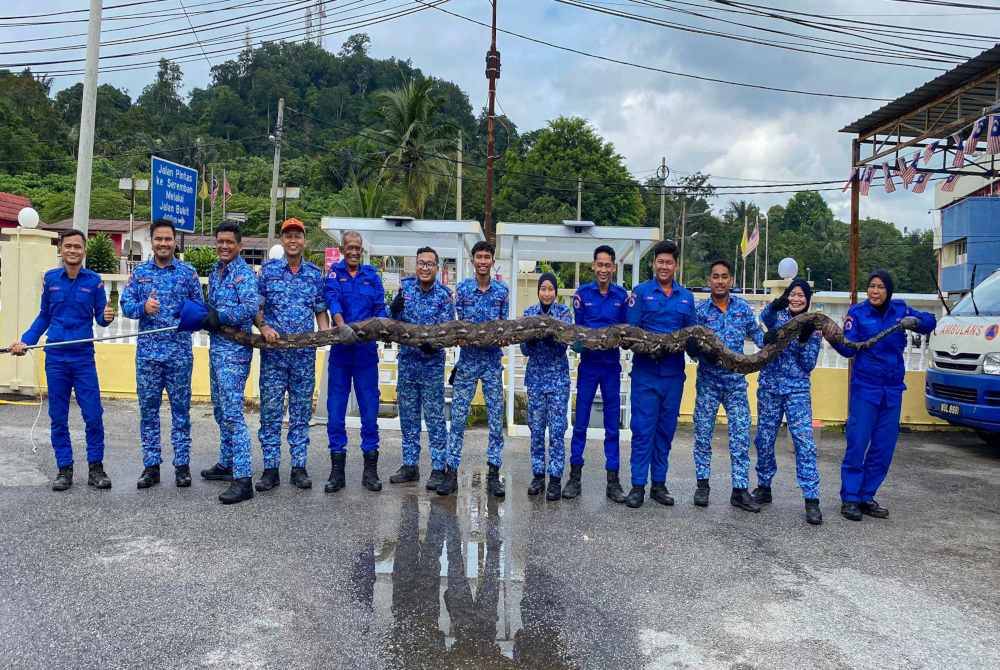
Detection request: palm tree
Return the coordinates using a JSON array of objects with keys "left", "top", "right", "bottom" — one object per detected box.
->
[{"left": 375, "top": 78, "right": 454, "bottom": 218}]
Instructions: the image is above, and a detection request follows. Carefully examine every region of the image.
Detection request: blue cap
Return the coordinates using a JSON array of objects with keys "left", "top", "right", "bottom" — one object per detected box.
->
[{"left": 177, "top": 299, "right": 209, "bottom": 332}]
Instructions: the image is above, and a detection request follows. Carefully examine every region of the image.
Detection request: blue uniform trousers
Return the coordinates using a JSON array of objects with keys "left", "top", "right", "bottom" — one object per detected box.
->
[
  {"left": 397, "top": 359, "right": 447, "bottom": 469},
  {"left": 259, "top": 349, "right": 316, "bottom": 469},
  {"left": 628, "top": 372, "right": 684, "bottom": 487},
  {"left": 137, "top": 357, "right": 193, "bottom": 468},
  {"left": 569, "top": 361, "right": 621, "bottom": 471},
  {"left": 528, "top": 387, "right": 569, "bottom": 478},
  {"left": 447, "top": 359, "right": 504, "bottom": 469},
  {"left": 841, "top": 387, "right": 902, "bottom": 503},
  {"left": 45, "top": 357, "right": 105, "bottom": 468},
  {"left": 326, "top": 356, "right": 381, "bottom": 454},
  {"left": 209, "top": 353, "right": 252, "bottom": 479},
  {"left": 692, "top": 378, "right": 753, "bottom": 489},
  {"left": 754, "top": 389, "right": 820, "bottom": 499}
]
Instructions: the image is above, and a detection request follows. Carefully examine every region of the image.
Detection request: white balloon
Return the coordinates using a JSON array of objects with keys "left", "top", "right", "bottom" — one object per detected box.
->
[
  {"left": 777, "top": 257, "right": 798, "bottom": 280},
  {"left": 17, "top": 207, "right": 39, "bottom": 229},
  {"left": 268, "top": 244, "right": 284, "bottom": 260}
]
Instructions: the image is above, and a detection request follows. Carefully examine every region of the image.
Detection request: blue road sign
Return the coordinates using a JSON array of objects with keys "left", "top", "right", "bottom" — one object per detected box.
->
[{"left": 151, "top": 156, "right": 198, "bottom": 233}]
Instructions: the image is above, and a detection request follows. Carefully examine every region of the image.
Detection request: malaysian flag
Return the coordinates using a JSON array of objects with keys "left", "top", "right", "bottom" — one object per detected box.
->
[
  {"left": 859, "top": 167, "right": 872, "bottom": 197},
  {"left": 896, "top": 156, "right": 914, "bottom": 188},
  {"left": 842, "top": 167, "right": 858, "bottom": 192},
  {"left": 746, "top": 222, "right": 760, "bottom": 255},
  {"left": 988, "top": 114, "right": 1000, "bottom": 154},
  {"left": 940, "top": 174, "right": 959, "bottom": 192},
  {"left": 210, "top": 175, "right": 220, "bottom": 205},
  {"left": 922, "top": 140, "right": 940, "bottom": 164},
  {"left": 951, "top": 132, "right": 966, "bottom": 168},
  {"left": 912, "top": 173, "right": 929, "bottom": 194},
  {"left": 883, "top": 162, "right": 896, "bottom": 193},
  {"left": 223, "top": 177, "right": 233, "bottom": 204},
  {"left": 965, "top": 117, "right": 987, "bottom": 154}
]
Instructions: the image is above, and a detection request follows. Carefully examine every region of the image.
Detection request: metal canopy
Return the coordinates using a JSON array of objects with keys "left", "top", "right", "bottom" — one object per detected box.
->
[
  {"left": 320, "top": 217, "right": 484, "bottom": 260},
  {"left": 494, "top": 221, "right": 659, "bottom": 264}
]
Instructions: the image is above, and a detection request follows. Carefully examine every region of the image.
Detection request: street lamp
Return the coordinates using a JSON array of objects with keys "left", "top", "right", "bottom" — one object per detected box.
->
[
  {"left": 119, "top": 177, "right": 149, "bottom": 268},
  {"left": 806, "top": 266, "right": 812, "bottom": 282},
  {"left": 827, "top": 278, "right": 833, "bottom": 291}
]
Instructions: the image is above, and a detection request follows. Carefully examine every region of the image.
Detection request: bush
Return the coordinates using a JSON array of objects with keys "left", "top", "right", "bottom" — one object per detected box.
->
[
  {"left": 85, "top": 233, "right": 119, "bottom": 274},
  {"left": 184, "top": 246, "right": 218, "bottom": 276}
]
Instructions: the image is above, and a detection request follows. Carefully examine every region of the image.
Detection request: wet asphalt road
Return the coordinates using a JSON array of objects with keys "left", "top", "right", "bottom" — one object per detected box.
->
[{"left": 1, "top": 399, "right": 999, "bottom": 669}]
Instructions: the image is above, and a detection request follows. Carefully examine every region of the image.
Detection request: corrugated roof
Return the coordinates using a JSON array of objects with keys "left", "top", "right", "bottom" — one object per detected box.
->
[
  {"left": 46, "top": 218, "right": 152, "bottom": 233},
  {"left": 841, "top": 44, "right": 1000, "bottom": 136}
]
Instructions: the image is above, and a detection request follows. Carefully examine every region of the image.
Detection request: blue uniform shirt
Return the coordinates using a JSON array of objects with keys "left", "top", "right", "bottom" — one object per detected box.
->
[
  {"left": 258, "top": 258, "right": 327, "bottom": 336},
  {"left": 207, "top": 255, "right": 259, "bottom": 363},
  {"left": 455, "top": 277, "right": 509, "bottom": 365},
  {"left": 695, "top": 294, "right": 764, "bottom": 383},
  {"left": 324, "top": 260, "right": 386, "bottom": 364},
  {"left": 758, "top": 304, "right": 821, "bottom": 393},
  {"left": 626, "top": 279, "right": 696, "bottom": 377},
  {"left": 120, "top": 258, "right": 204, "bottom": 362},
  {"left": 573, "top": 281, "right": 627, "bottom": 368},
  {"left": 22, "top": 266, "right": 112, "bottom": 361},
  {"left": 520, "top": 302, "right": 572, "bottom": 392},
  {"left": 395, "top": 276, "right": 455, "bottom": 366}
]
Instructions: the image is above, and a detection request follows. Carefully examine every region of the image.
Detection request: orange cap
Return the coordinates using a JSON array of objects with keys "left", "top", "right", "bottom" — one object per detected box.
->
[{"left": 281, "top": 217, "right": 305, "bottom": 233}]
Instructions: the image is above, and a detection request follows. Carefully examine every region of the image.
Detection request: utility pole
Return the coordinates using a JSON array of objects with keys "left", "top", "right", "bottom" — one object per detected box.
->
[
  {"left": 849, "top": 139, "right": 861, "bottom": 304},
  {"left": 267, "top": 98, "right": 285, "bottom": 248},
  {"left": 577, "top": 176, "right": 582, "bottom": 220},
  {"left": 483, "top": 0, "right": 500, "bottom": 244},
  {"left": 762, "top": 211, "right": 769, "bottom": 283},
  {"left": 679, "top": 197, "right": 687, "bottom": 282},
  {"left": 658, "top": 157, "right": 667, "bottom": 241},
  {"left": 72, "top": 0, "right": 102, "bottom": 236},
  {"left": 456, "top": 133, "right": 463, "bottom": 220}
]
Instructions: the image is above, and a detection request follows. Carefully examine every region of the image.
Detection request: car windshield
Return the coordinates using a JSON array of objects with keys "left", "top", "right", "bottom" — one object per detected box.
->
[{"left": 952, "top": 271, "right": 1000, "bottom": 316}]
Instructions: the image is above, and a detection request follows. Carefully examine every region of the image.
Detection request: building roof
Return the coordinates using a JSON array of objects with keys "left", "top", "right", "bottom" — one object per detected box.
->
[
  {"left": 0, "top": 192, "right": 31, "bottom": 225},
  {"left": 181, "top": 234, "right": 270, "bottom": 250},
  {"left": 841, "top": 44, "right": 1000, "bottom": 136},
  {"left": 46, "top": 218, "right": 152, "bottom": 234}
]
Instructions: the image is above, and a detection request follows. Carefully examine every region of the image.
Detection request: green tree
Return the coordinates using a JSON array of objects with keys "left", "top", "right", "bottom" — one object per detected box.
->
[
  {"left": 86, "top": 233, "right": 119, "bottom": 274},
  {"left": 183, "top": 246, "right": 218, "bottom": 276}
]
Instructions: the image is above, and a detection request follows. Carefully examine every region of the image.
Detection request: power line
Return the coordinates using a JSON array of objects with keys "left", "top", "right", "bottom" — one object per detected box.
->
[{"left": 177, "top": 0, "right": 214, "bottom": 68}]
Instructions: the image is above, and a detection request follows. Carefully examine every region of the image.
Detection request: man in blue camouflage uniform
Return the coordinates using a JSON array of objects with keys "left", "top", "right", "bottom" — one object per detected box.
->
[
  {"left": 521, "top": 272, "right": 572, "bottom": 501},
  {"left": 324, "top": 230, "right": 387, "bottom": 493},
  {"left": 625, "top": 240, "right": 696, "bottom": 509},
  {"left": 10, "top": 230, "right": 116, "bottom": 491},
  {"left": 752, "top": 278, "right": 823, "bottom": 525},
  {"left": 199, "top": 222, "right": 260, "bottom": 505},
  {"left": 253, "top": 218, "right": 330, "bottom": 494},
  {"left": 120, "top": 219, "right": 204, "bottom": 490},
  {"left": 566, "top": 245, "right": 628, "bottom": 503},
  {"left": 439, "top": 240, "right": 509, "bottom": 498},
  {"left": 388, "top": 246, "right": 455, "bottom": 489},
  {"left": 691, "top": 259, "right": 764, "bottom": 512}
]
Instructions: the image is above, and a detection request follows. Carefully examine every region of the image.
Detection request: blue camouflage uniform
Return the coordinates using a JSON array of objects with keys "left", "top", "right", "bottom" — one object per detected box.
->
[
  {"left": 754, "top": 304, "right": 822, "bottom": 499},
  {"left": 626, "top": 279, "right": 696, "bottom": 487},
  {"left": 833, "top": 299, "right": 935, "bottom": 503},
  {"left": 21, "top": 267, "right": 113, "bottom": 468},
  {"left": 692, "top": 295, "right": 764, "bottom": 489},
  {"left": 207, "top": 255, "right": 259, "bottom": 480},
  {"left": 447, "top": 278, "right": 509, "bottom": 469},
  {"left": 520, "top": 302, "right": 572, "bottom": 478},
  {"left": 257, "top": 258, "right": 327, "bottom": 470},
  {"left": 324, "top": 260, "right": 386, "bottom": 455},
  {"left": 119, "top": 259, "right": 204, "bottom": 468},
  {"left": 394, "top": 276, "right": 455, "bottom": 470},
  {"left": 570, "top": 282, "right": 627, "bottom": 472}
]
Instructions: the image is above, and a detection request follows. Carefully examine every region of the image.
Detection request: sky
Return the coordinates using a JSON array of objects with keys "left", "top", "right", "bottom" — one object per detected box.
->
[{"left": 4, "top": 0, "right": 1000, "bottom": 232}]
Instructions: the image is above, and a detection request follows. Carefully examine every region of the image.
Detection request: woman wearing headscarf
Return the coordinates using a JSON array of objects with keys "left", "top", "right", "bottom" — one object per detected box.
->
[
  {"left": 520, "top": 273, "right": 572, "bottom": 501},
  {"left": 753, "top": 278, "right": 823, "bottom": 525},
  {"left": 834, "top": 270, "right": 936, "bottom": 522}
]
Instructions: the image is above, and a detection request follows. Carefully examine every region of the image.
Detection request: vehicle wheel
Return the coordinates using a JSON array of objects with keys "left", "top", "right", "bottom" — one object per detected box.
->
[{"left": 975, "top": 430, "right": 1000, "bottom": 448}]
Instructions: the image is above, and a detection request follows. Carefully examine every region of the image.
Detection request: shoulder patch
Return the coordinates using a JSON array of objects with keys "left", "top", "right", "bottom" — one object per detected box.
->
[
  {"left": 627, "top": 292, "right": 636, "bottom": 307},
  {"left": 573, "top": 294, "right": 582, "bottom": 309}
]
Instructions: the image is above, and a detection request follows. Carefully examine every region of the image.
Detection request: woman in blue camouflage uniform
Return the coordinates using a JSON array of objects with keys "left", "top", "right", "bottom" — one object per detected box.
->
[
  {"left": 753, "top": 278, "right": 823, "bottom": 525},
  {"left": 520, "top": 273, "right": 572, "bottom": 501}
]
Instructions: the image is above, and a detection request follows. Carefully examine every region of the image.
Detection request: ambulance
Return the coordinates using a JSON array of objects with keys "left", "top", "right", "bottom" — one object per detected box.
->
[{"left": 926, "top": 269, "right": 1000, "bottom": 446}]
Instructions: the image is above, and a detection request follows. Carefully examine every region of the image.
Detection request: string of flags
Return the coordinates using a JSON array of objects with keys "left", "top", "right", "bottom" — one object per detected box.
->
[{"left": 844, "top": 113, "right": 1000, "bottom": 196}]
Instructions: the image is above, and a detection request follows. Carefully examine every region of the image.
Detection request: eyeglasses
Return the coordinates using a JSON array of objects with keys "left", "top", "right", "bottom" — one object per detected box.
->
[{"left": 416, "top": 261, "right": 438, "bottom": 269}]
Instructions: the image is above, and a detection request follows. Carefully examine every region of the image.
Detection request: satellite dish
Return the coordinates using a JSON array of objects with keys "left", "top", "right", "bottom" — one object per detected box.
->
[
  {"left": 778, "top": 257, "right": 798, "bottom": 280},
  {"left": 17, "top": 207, "right": 39, "bottom": 229},
  {"left": 268, "top": 244, "right": 284, "bottom": 260}
]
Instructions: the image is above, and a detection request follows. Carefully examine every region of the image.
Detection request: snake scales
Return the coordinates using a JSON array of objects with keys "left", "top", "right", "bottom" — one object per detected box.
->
[{"left": 220, "top": 313, "right": 920, "bottom": 375}]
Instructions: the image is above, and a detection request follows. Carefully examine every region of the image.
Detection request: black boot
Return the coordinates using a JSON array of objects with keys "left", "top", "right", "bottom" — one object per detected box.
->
[
  {"left": 362, "top": 451, "right": 382, "bottom": 492},
  {"left": 527, "top": 473, "right": 546, "bottom": 496},
  {"left": 860, "top": 500, "right": 889, "bottom": 519},
  {"left": 730, "top": 487, "right": 761, "bottom": 512},
  {"left": 290, "top": 467, "right": 312, "bottom": 489},
  {"left": 175, "top": 465, "right": 192, "bottom": 488},
  {"left": 87, "top": 462, "right": 112, "bottom": 490},
  {"left": 625, "top": 485, "right": 645, "bottom": 509},
  {"left": 805, "top": 498, "right": 823, "bottom": 525},
  {"left": 389, "top": 464, "right": 420, "bottom": 484},
  {"left": 255, "top": 468, "right": 280, "bottom": 492},
  {"left": 841, "top": 502, "right": 862, "bottom": 521},
  {"left": 605, "top": 470, "right": 626, "bottom": 504},
  {"left": 325, "top": 453, "right": 346, "bottom": 493},
  {"left": 487, "top": 464, "right": 505, "bottom": 498},
  {"left": 219, "top": 477, "right": 254, "bottom": 505},
  {"left": 426, "top": 469, "right": 446, "bottom": 491},
  {"left": 200, "top": 463, "right": 233, "bottom": 481},
  {"left": 561, "top": 463, "right": 582, "bottom": 499},
  {"left": 52, "top": 465, "right": 73, "bottom": 492},
  {"left": 649, "top": 483, "right": 674, "bottom": 506},
  {"left": 693, "top": 479, "right": 710, "bottom": 507},
  {"left": 752, "top": 484, "right": 773, "bottom": 505},
  {"left": 436, "top": 467, "right": 458, "bottom": 496},
  {"left": 546, "top": 476, "right": 562, "bottom": 501},
  {"left": 136, "top": 465, "right": 160, "bottom": 489}
]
